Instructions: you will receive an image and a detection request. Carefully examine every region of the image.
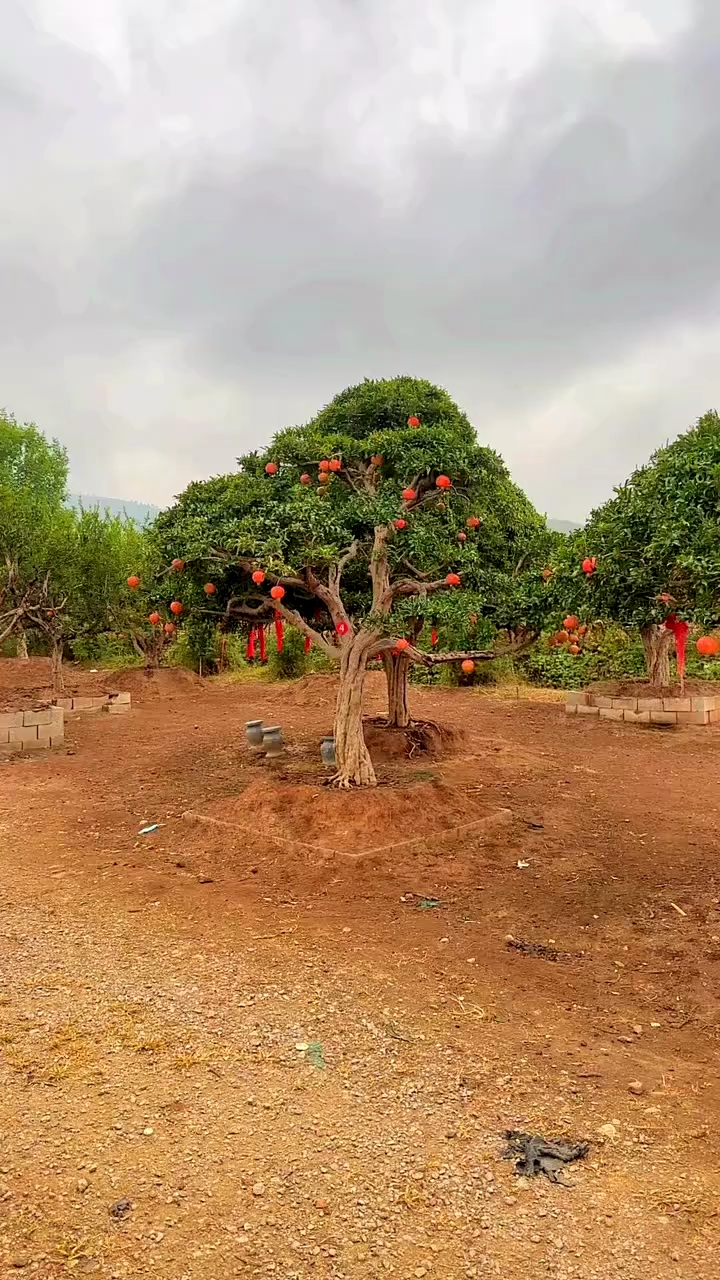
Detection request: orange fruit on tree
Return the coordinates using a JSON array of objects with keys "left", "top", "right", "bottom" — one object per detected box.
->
[
  {"left": 127, "top": 575, "right": 140, "bottom": 589},
  {"left": 461, "top": 659, "right": 475, "bottom": 674},
  {"left": 265, "top": 462, "right": 278, "bottom": 474},
  {"left": 171, "top": 558, "right": 185, "bottom": 571},
  {"left": 697, "top": 635, "right": 720, "bottom": 657},
  {"left": 563, "top": 615, "right": 578, "bottom": 632}
]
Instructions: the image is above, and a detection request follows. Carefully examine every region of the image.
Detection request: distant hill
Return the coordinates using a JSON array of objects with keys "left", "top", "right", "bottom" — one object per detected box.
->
[
  {"left": 67, "top": 495, "right": 161, "bottom": 526},
  {"left": 68, "top": 493, "right": 579, "bottom": 535},
  {"left": 547, "top": 518, "right": 580, "bottom": 534}
]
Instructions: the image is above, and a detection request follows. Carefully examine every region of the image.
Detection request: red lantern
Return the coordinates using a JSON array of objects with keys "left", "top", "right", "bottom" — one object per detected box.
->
[
  {"left": 265, "top": 462, "right": 278, "bottom": 475},
  {"left": 336, "top": 620, "right": 350, "bottom": 637},
  {"left": 127, "top": 575, "right": 140, "bottom": 589},
  {"left": 402, "top": 487, "right": 416, "bottom": 502},
  {"left": 395, "top": 638, "right": 410, "bottom": 651},
  {"left": 164, "top": 622, "right": 176, "bottom": 635},
  {"left": 457, "top": 531, "right": 467, "bottom": 542},
  {"left": 407, "top": 416, "right": 420, "bottom": 427},
  {"left": 300, "top": 473, "right": 311, "bottom": 485},
  {"left": 252, "top": 570, "right": 265, "bottom": 585},
  {"left": 328, "top": 459, "right": 342, "bottom": 472},
  {"left": 697, "top": 635, "right": 720, "bottom": 657},
  {"left": 461, "top": 659, "right": 475, "bottom": 675},
  {"left": 170, "top": 600, "right": 183, "bottom": 615},
  {"left": 319, "top": 460, "right": 331, "bottom": 471},
  {"left": 394, "top": 518, "right": 406, "bottom": 530},
  {"left": 582, "top": 557, "right": 597, "bottom": 575},
  {"left": 563, "top": 615, "right": 578, "bottom": 632},
  {"left": 148, "top": 611, "right": 161, "bottom": 625},
  {"left": 435, "top": 475, "right": 451, "bottom": 490},
  {"left": 270, "top": 585, "right": 285, "bottom": 601},
  {"left": 445, "top": 573, "right": 461, "bottom": 586},
  {"left": 171, "top": 558, "right": 185, "bottom": 572},
  {"left": 467, "top": 516, "right": 481, "bottom": 529}
]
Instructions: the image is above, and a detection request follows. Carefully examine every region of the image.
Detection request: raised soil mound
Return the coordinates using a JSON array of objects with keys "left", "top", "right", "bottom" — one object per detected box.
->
[
  {"left": 0, "top": 659, "right": 201, "bottom": 710},
  {"left": 589, "top": 677, "right": 720, "bottom": 700},
  {"left": 187, "top": 776, "right": 510, "bottom": 859}
]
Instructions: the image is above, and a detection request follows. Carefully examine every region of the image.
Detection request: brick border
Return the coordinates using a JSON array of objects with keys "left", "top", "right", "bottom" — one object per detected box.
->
[
  {"left": 566, "top": 689, "right": 720, "bottom": 726},
  {"left": 1, "top": 691, "right": 131, "bottom": 755},
  {"left": 0, "top": 705, "right": 64, "bottom": 753},
  {"left": 54, "top": 691, "right": 131, "bottom": 717}
]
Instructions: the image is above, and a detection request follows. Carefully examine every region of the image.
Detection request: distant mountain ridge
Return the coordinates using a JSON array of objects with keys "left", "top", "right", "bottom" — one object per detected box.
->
[
  {"left": 68, "top": 494, "right": 579, "bottom": 535},
  {"left": 67, "top": 494, "right": 161, "bottom": 526}
]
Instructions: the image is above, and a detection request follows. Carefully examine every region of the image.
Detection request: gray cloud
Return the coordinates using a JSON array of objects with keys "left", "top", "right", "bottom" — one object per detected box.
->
[{"left": 1, "top": 0, "right": 718, "bottom": 518}]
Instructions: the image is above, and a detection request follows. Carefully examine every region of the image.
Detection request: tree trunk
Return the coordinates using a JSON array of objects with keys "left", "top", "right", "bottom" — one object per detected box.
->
[
  {"left": 382, "top": 652, "right": 411, "bottom": 728},
  {"left": 640, "top": 624, "right": 673, "bottom": 686},
  {"left": 333, "top": 635, "right": 376, "bottom": 788},
  {"left": 50, "top": 637, "right": 64, "bottom": 695},
  {"left": 16, "top": 629, "right": 29, "bottom": 661}
]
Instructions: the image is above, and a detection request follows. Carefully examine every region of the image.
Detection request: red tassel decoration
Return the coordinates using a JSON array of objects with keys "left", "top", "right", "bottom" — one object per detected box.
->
[
  {"left": 304, "top": 634, "right": 311, "bottom": 654},
  {"left": 275, "top": 611, "right": 284, "bottom": 654},
  {"left": 246, "top": 628, "right": 257, "bottom": 660},
  {"left": 664, "top": 614, "right": 688, "bottom": 681},
  {"left": 259, "top": 625, "right": 267, "bottom": 663},
  {"left": 431, "top": 629, "right": 438, "bottom": 646}
]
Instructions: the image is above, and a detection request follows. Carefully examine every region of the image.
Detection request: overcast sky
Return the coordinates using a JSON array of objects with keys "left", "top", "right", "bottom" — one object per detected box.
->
[{"left": 1, "top": 0, "right": 718, "bottom": 520}]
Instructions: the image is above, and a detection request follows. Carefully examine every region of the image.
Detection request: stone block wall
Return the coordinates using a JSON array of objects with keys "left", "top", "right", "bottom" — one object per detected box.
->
[
  {"left": 566, "top": 689, "right": 720, "bottom": 726},
  {"left": 0, "top": 706, "right": 65, "bottom": 754},
  {"left": 54, "top": 692, "right": 131, "bottom": 717}
]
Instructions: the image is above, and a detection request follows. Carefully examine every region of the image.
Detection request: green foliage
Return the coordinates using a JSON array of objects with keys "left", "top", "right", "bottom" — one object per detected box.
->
[
  {"left": 155, "top": 376, "right": 553, "bottom": 647},
  {"left": 550, "top": 411, "right": 720, "bottom": 632},
  {"left": 521, "top": 626, "right": 647, "bottom": 688},
  {"left": 71, "top": 633, "right": 142, "bottom": 669},
  {"left": 268, "top": 627, "right": 309, "bottom": 680}
]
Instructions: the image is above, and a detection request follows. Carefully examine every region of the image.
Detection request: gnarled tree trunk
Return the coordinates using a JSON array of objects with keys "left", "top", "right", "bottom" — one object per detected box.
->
[
  {"left": 640, "top": 624, "right": 673, "bottom": 686},
  {"left": 16, "top": 629, "right": 29, "bottom": 661},
  {"left": 50, "top": 637, "right": 64, "bottom": 695},
  {"left": 333, "top": 634, "right": 376, "bottom": 788},
  {"left": 382, "top": 651, "right": 411, "bottom": 728}
]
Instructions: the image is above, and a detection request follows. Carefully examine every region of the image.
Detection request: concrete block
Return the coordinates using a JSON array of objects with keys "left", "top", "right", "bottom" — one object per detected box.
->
[
  {"left": 32, "top": 729, "right": 53, "bottom": 749},
  {"left": 577, "top": 704, "right": 600, "bottom": 716},
  {"left": 691, "top": 697, "right": 719, "bottom": 714},
  {"left": 708, "top": 710, "right": 720, "bottom": 724},
  {"left": 91, "top": 695, "right": 110, "bottom": 708},
  {"left": 636, "top": 698, "right": 664, "bottom": 712},
  {"left": 9, "top": 725, "right": 39, "bottom": 745},
  {"left": 599, "top": 708, "right": 625, "bottom": 721},
  {"left": 50, "top": 706, "right": 64, "bottom": 726},
  {"left": 590, "top": 696, "right": 614, "bottom": 709},
  {"left": 565, "top": 703, "right": 578, "bottom": 715},
  {"left": 54, "top": 698, "right": 74, "bottom": 712},
  {"left": 611, "top": 698, "right": 638, "bottom": 711},
  {"left": 650, "top": 711, "right": 677, "bottom": 725},
  {"left": 0, "top": 711, "right": 24, "bottom": 728},
  {"left": 566, "top": 691, "right": 588, "bottom": 706},
  {"left": 623, "top": 709, "right": 651, "bottom": 724},
  {"left": 71, "top": 697, "right": 94, "bottom": 711},
  {"left": 22, "top": 708, "right": 53, "bottom": 726},
  {"left": 676, "top": 711, "right": 709, "bottom": 726},
  {"left": 107, "top": 702, "right": 131, "bottom": 715},
  {"left": 663, "top": 698, "right": 691, "bottom": 713},
  {"left": 109, "top": 691, "right": 131, "bottom": 705},
  {"left": 0, "top": 728, "right": 9, "bottom": 744}
]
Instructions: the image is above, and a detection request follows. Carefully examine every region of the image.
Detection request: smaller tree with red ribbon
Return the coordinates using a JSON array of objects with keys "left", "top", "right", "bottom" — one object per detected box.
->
[{"left": 549, "top": 411, "right": 720, "bottom": 686}]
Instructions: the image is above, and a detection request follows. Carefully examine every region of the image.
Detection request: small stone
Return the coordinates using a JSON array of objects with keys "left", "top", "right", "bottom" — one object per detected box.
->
[
  {"left": 415, "top": 1270, "right": 427, "bottom": 1278},
  {"left": 143, "top": 1127, "right": 154, "bottom": 1136},
  {"left": 617, "top": 1035, "right": 633, "bottom": 1044},
  {"left": 628, "top": 1080, "right": 645, "bottom": 1095},
  {"left": 10, "top": 1260, "right": 30, "bottom": 1270},
  {"left": 633, "top": 1024, "right": 643, "bottom": 1035},
  {"left": 252, "top": 1182, "right": 265, "bottom": 1197},
  {"left": 530, "top": 1234, "right": 542, "bottom": 1244},
  {"left": 315, "top": 1199, "right": 329, "bottom": 1211},
  {"left": 504, "top": 1195, "right": 517, "bottom": 1205},
  {"left": 597, "top": 1123, "right": 617, "bottom": 1141},
  {"left": 77, "top": 1177, "right": 89, "bottom": 1193}
]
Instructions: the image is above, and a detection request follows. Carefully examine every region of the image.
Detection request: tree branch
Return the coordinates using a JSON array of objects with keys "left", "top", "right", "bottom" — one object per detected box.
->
[{"left": 272, "top": 602, "right": 340, "bottom": 660}]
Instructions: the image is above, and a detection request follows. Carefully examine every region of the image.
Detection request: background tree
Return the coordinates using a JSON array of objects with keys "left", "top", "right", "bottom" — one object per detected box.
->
[
  {"left": 156, "top": 376, "right": 550, "bottom": 785},
  {"left": 550, "top": 411, "right": 720, "bottom": 685}
]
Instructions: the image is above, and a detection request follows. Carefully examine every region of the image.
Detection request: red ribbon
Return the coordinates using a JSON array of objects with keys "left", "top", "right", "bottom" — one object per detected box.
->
[
  {"left": 304, "top": 634, "right": 311, "bottom": 655},
  {"left": 431, "top": 629, "right": 438, "bottom": 646},
  {"left": 664, "top": 614, "right": 689, "bottom": 679},
  {"left": 246, "top": 628, "right": 257, "bottom": 660},
  {"left": 275, "top": 611, "right": 284, "bottom": 654},
  {"left": 259, "top": 625, "right": 267, "bottom": 663}
]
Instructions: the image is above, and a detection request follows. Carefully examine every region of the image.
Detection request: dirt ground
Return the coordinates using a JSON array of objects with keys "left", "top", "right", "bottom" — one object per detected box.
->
[{"left": 1, "top": 663, "right": 719, "bottom": 1279}]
